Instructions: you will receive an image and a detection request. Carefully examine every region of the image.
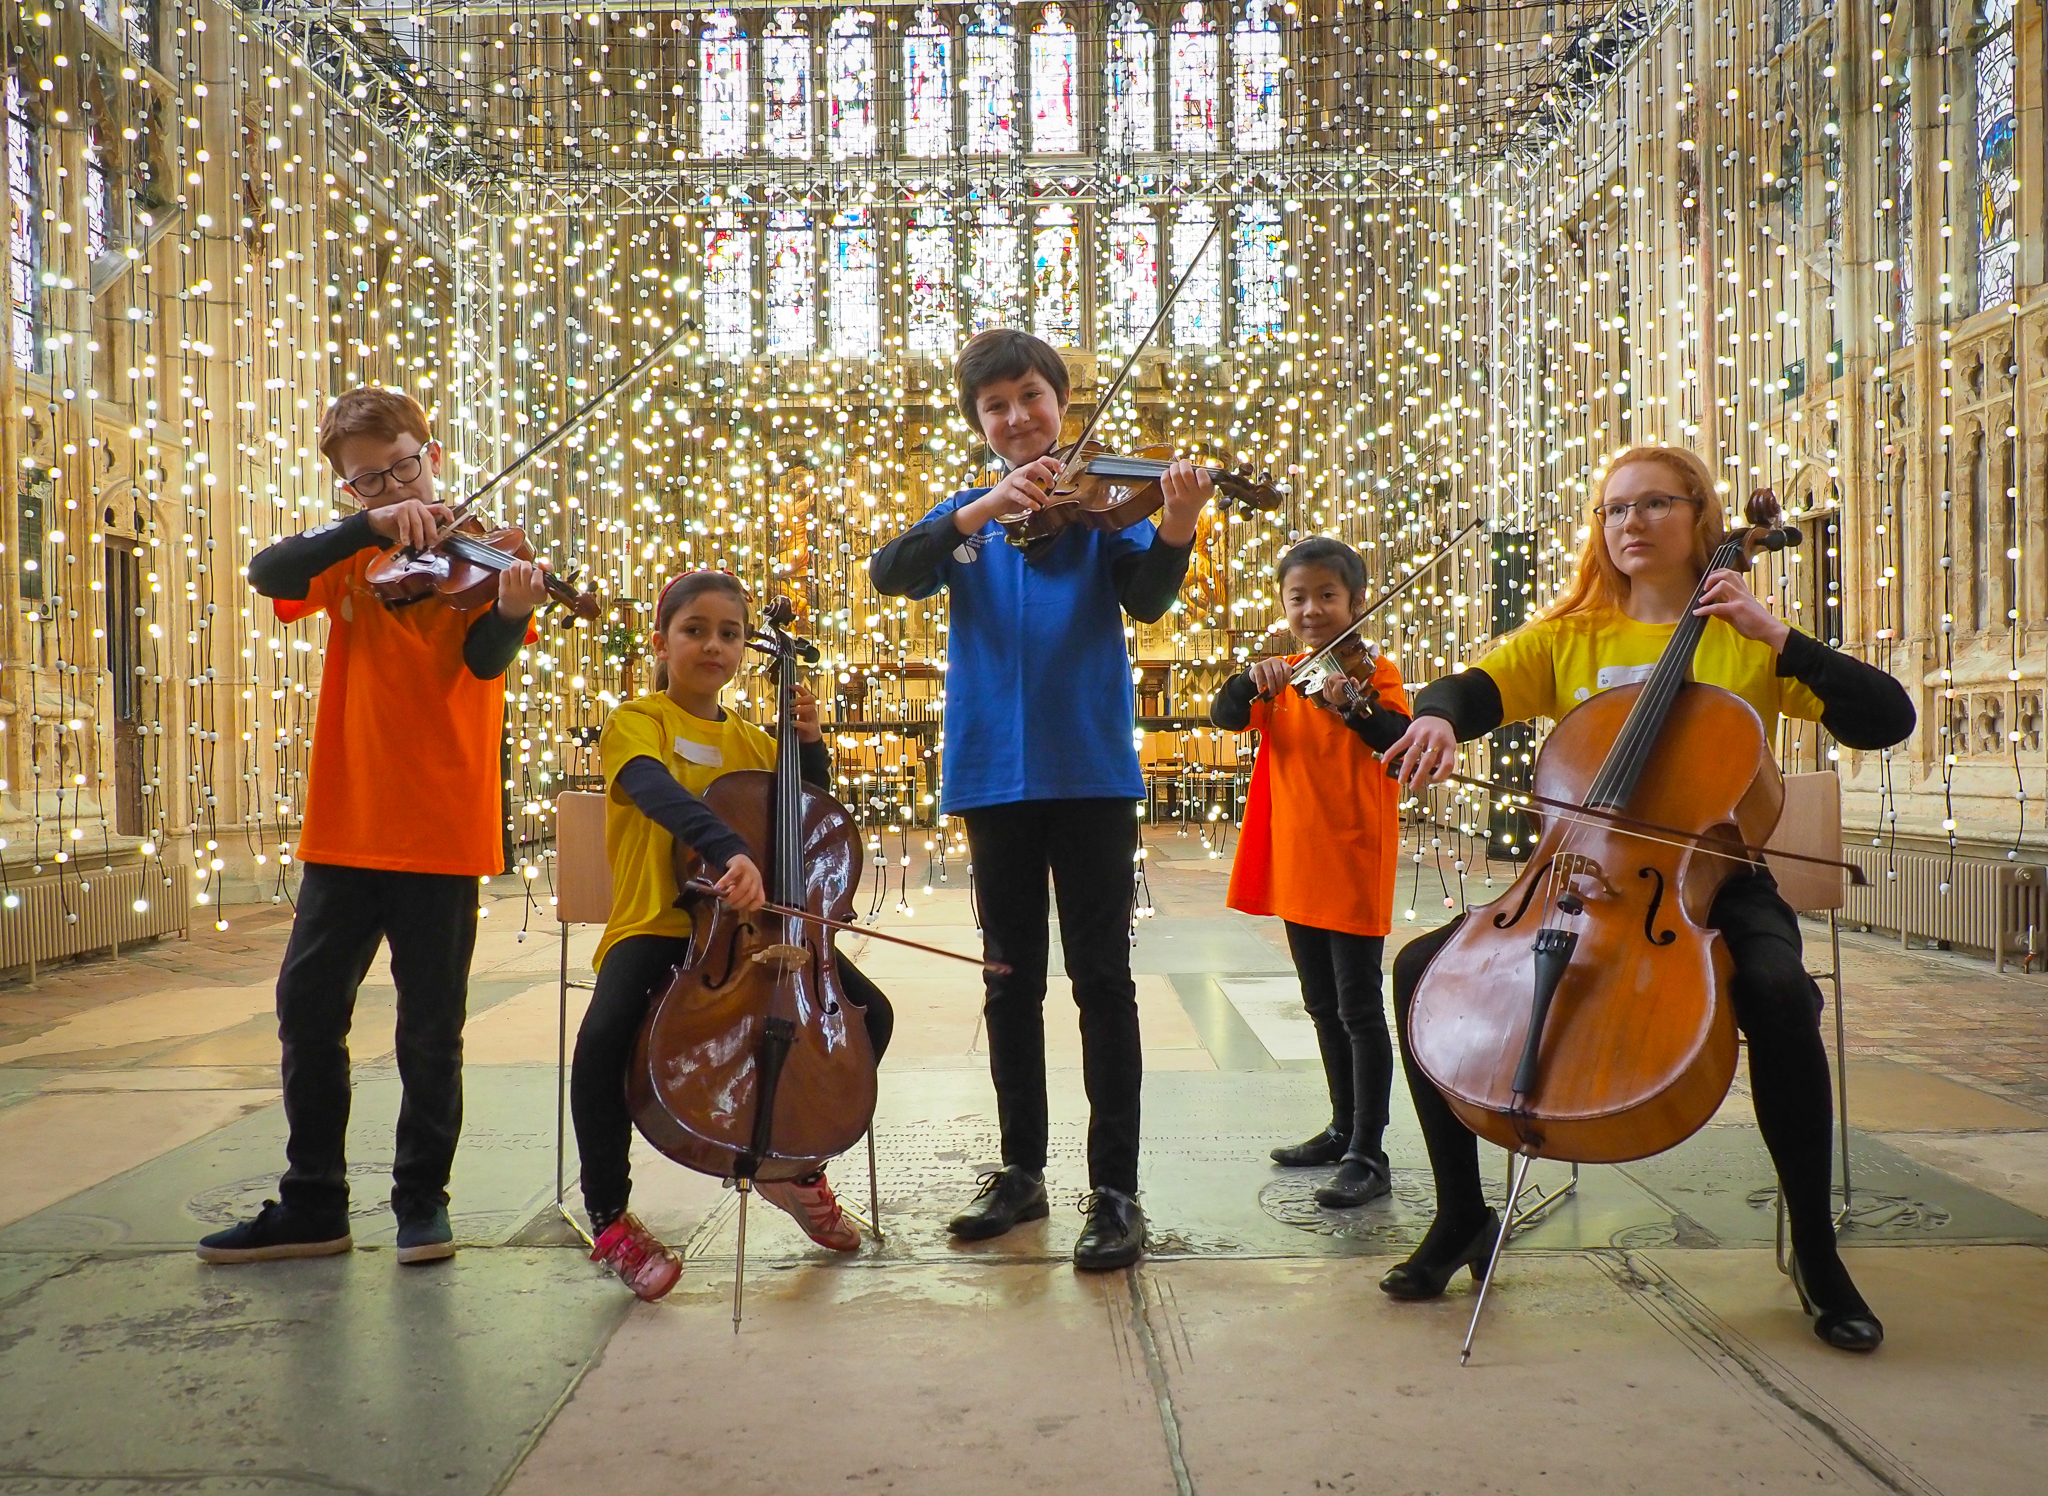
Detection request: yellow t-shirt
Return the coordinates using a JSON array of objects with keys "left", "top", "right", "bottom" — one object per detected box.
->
[
  {"left": 1476, "top": 610, "right": 1824, "bottom": 741},
  {"left": 593, "top": 693, "right": 778, "bottom": 971}
]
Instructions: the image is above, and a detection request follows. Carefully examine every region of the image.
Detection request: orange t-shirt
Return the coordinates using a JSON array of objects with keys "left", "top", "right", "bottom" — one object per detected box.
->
[
  {"left": 1225, "top": 652, "right": 1410, "bottom": 938},
  {"left": 275, "top": 549, "right": 523, "bottom": 877}
]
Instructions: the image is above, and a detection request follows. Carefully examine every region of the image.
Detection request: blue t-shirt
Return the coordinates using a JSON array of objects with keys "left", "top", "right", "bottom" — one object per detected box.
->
[{"left": 900, "top": 489, "right": 1153, "bottom": 813}]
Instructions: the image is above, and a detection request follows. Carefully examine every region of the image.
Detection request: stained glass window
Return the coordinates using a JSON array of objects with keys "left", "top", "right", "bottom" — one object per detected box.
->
[
  {"left": 1169, "top": 202, "right": 1222, "bottom": 347},
  {"left": 703, "top": 212, "right": 753, "bottom": 360},
  {"left": 1893, "top": 91, "right": 1914, "bottom": 341},
  {"left": 1032, "top": 204, "right": 1081, "bottom": 347},
  {"left": 1231, "top": 0, "right": 1284, "bottom": 152},
  {"left": 1234, "top": 199, "right": 1286, "bottom": 340},
  {"left": 7, "top": 73, "right": 36, "bottom": 373},
  {"left": 1031, "top": 6, "right": 1080, "bottom": 153},
  {"left": 826, "top": 9, "right": 877, "bottom": 162},
  {"left": 828, "top": 209, "right": 880, "bottom": 357},
  {"left": 904, "top": 8, "right": 953, "bottom": 158},
  {"left": 699, "top": 10, "right": 750, "bottom": 160},
  {"left": 1976, "top": 0, "right": 2017, "bottom": 312},
  {"left": 1105, "top": 4, "right": 1157, "bottom": 153},
  {"left": 763, "top": 10, "right": 813, "bottom": 160},
  {"left": 1105, "top": 205, "right": 1159, "bottom": 351},
  {"left": 1169, "top": 3, "right": 1219, "bottom": 154},
  {"left": 85, "top": 127, "right": 110, "bottom": 262},
  {"left": 907, "top": 207, "right": 958, "bottom": 355},
  {"left": 766, "top": 210, "right": 816, "bottom": 355},
  {"left": 965, "top": 5, "right": 1017, "bottom": 156},
  {"left": 966, "top": 205, "right": 1023, "bottom": 333}
]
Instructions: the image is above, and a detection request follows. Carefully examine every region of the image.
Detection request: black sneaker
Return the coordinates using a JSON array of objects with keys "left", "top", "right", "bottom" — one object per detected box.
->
[
  {"left": 1072, "top": 1188, "right": 1146, "bottom": 1273},
  {"left": 395, "top": 1205, "right": 456, "bottom": 1265},
  {"left": 196, "top": 1200, "right": 352, "bottom": 1264},
  {"left": 947, "top": 1166, "right": 1049, "bottom": 1241}
]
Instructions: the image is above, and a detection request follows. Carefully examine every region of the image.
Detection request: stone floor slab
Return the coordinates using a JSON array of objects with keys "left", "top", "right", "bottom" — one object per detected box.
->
[
  {"left": 501, "top": 1261, "right": 1180, "bottom": 1496},
  {"left": 0, "top": 1249, "right": 627, "bottom": 1496}
]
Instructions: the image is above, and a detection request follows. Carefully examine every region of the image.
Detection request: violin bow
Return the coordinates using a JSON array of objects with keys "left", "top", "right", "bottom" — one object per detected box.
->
[
  {"left": 1402, "top": 767, "right": 1870, "bottom": 885},
  {"left": 1044, "top": 215, "right": 1225, "bottom": 491},
  {"left": 682, "top": 878, "right": 1013, "bottom": 974},
  {"left": 430, "top": 321, "right": 694, "bottom": 544}
]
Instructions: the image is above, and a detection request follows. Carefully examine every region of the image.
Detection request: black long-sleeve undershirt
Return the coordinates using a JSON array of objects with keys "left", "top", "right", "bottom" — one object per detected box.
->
[
  {"left": 1209, "top": 671, "right": 1413, "bottom": 753},
  {"left": 1411, "top": 628, "right": 1916, "bottom": 751},
  {"left": 612, "top": 739, "right": 835, "bottom": 872},
  {"left": 868, "top": 506, "right": 1194, "bottom": 623},
  {"left": 247, "top": 511, "right": 378, "bottom": 600},
  {"left": 247, "top": 509, "right": 535, "bottom": 681}
]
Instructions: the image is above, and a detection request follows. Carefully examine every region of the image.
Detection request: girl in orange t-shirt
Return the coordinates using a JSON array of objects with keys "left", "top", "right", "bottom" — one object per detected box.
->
[{"left": 1212, "top": 538, "right": 1411, "bottom": 1209}]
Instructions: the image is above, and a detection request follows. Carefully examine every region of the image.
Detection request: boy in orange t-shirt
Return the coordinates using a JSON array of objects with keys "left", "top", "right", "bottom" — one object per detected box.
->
[
  {"left": 1212, "top": 537, "right": 1410, "bottom": 1209},
  {"left": 197, "top": 387, "right": 546, "bottom": 1267}
]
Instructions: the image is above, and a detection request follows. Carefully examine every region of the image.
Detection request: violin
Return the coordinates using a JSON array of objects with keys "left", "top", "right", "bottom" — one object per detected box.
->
[
  {"left": 1000, "top": 439, "right": 1283, "bottom": 555},
  {"left": 1283, "top": 625, "right": 1380, "bottom": 715},
  {"left": 365, "top": 513, "right": 601, "bottom": 623},
  {"left": 1405, "top": 489, "right": 1803, "bottom": 1168},
  {"left": 626, "top": 597, "right": 877, "bottom": 1324},
  {"left": 361, "top": 323, "right": 694, "bottom": 624}
]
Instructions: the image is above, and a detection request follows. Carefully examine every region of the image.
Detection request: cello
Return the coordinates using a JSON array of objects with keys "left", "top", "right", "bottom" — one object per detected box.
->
[
  {"left": 1404, "top": 490, "right": 1802, "bottom": 1350},
  {"left": 624, "top": 597, "right": 877, "bottom": 1326}
]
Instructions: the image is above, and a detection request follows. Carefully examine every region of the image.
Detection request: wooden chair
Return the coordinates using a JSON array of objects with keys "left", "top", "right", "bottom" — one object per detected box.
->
[
  {"left": 550, "top": 791, "right": 883, "bottom": 1261},
  {"left": 550, "top": 791, "right": 612, "bottom": 1248},
  {"left": 1763, "top": 769, "right": 1855, "bottom": 1261}
]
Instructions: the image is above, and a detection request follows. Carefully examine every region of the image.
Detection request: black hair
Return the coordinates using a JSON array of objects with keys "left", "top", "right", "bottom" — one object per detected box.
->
[
  {"left": 954, "top": 328, "right": 1071, "bottom": 434},
  {"left": 651, "top": 572, "right": 749, "bottom": 691},
  {"left": 1276, "top": 536, "right": 1366, "bottom": 596}
]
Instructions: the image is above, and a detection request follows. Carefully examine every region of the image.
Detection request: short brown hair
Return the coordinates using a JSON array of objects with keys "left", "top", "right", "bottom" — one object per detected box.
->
[
  {"left": 955, "top": 329, "right": 1069, "bottom": 434},
  {"left": 318, "top": 386, "right": 431, "bottom": 472}
]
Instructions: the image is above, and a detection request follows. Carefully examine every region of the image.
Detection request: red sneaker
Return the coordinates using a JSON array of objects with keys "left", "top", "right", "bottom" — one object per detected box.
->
[
  {"left": 590, "top": 1213, "right": 682, "bottom": 1301},
  {"left": 755, "top": 1172, "right": 860, "bottom": 1252}
]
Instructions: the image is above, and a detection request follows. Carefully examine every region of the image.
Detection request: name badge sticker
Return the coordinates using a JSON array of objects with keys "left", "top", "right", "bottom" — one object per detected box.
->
[
  {"left": 1595, "top": 663, "right": 1656, "bottom": 691},
  {"left": 674, "top": 736, "right": 724, "bottom": 768}
]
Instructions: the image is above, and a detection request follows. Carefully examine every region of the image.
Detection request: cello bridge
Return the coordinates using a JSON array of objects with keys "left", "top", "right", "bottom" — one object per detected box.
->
[
  {"left": 749, "top": 943, "right": 810, "bottom": 973},
  {"left": 1553, "top": 853, "right": 1617, "bottom": 898}
]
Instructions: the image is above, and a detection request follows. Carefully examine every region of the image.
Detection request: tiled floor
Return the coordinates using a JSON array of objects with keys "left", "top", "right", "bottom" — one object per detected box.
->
[{"left": 1, "top": 831, "right": 2045, "bottom": 1495}]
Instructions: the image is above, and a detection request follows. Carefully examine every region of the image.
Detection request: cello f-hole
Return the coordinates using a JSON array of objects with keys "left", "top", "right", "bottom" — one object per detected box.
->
[
  {"left": 1637, "top": 866, "right": 1678, "bottom": 947},
  {"left": 1492, "top": 867, "right": 1552, "bottom": 931}
]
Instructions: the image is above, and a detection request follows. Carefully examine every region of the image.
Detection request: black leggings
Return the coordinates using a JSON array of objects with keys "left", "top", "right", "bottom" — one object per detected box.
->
[
  {"left": 571, "top": 932, "right": 895, "bottom": 1229},
  {"left": 1392, "top": 869, "right": 1867, "bottom": 1314},
  {"left": 1282, "top": 922, "right": 1391, "bottom": 1166}
]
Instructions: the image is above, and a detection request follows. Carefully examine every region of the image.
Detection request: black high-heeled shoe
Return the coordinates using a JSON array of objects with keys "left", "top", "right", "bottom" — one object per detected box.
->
[
  {"left": 1379, "top": 1209, "right": 1502, "bottom": 1301},
  {"left": 1791, "top": 1254, "right": 1884, "bottom": 1353}
]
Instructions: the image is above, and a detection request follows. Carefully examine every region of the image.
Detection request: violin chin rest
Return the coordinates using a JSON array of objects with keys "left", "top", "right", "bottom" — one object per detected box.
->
[{"left": 748, "top": 943, "right": 809, "bottom": 973}]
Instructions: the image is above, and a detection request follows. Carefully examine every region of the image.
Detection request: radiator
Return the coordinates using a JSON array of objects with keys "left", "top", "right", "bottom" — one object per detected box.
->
[
  {"left": 1841, "top": 845, "right": 2046, "bottom": 973},
  {"left": 0, "top": 863, "right": 193, "bottom": 979}
]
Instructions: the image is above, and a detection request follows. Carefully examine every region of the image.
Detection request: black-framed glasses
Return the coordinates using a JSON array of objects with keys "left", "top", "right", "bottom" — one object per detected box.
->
[
  {"left": 340, "top": 442, "right": 436, "bottom": 498},
  {"left": 1593, "top": 493, "right": 1698, "bottom": 528}
]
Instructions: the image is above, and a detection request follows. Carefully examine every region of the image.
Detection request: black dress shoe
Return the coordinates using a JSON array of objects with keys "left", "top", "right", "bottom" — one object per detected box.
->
[
  {"left": 1270, "top": 1125, "right": 1349, "bottom": 1168},
  {"left": 947, "top": 1166, "right": 1049, "bottom": 1241},
  {"left": 1379, "top": 1210, "right": 1502, "bottom": 1301},
  {"left": 1314, "top": 1154, "right": 1391, "bottom": 1209},
  {"left": 1073, "top": 1188, "right": 1146, "bottom": 1272},
  {"left": 1791, "top": 1255, "right": 1885, "bottom": 1353}
]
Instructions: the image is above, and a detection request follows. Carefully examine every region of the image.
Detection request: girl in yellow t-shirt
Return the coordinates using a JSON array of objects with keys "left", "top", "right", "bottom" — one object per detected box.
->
[
  {"left": 571, "top": 572, "right": 894, "bottom": 1301},
  {"left": 1381, "top": 445, "right": 1914, "bottom": 1354}
]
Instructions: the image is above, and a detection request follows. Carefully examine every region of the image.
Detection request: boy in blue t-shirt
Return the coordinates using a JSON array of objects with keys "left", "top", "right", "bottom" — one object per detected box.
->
[{"left": 870, "top": 329, "right": 1212, "bottom": 1271}]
